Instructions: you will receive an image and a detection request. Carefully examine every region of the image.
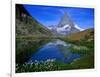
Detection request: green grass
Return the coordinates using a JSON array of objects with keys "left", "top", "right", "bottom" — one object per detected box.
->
[{"left": 70, "top": 52, "right": 94, "bottom": 69}]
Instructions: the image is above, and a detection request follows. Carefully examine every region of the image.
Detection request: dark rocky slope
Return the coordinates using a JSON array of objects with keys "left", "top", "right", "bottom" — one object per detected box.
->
[{"left": 16, "top": 4, "right": 52, "bottom": 36}]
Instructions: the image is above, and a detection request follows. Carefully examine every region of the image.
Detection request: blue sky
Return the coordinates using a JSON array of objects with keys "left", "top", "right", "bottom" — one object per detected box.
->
[{"left": 23, "top": 4, "right": 94, "bottom": 29}]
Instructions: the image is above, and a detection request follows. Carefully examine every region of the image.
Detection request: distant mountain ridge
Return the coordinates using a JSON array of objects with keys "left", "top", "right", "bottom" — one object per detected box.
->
[{"left": 16, "top": 4, "right": 52, "bottom": 36}]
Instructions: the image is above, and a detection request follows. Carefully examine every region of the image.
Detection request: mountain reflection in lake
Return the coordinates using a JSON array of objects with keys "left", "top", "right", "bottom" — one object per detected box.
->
[{"left": 16, "top": 39, "right": 80, "bottom": 64}]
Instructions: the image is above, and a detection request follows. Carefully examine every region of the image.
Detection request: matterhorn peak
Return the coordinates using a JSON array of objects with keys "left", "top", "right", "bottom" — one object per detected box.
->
[
  {"left": 58, "top": 11, "right": 74, "bottom": 28},
  {"left": 47, "top": 11, "right": 84, "bottom": 35}
]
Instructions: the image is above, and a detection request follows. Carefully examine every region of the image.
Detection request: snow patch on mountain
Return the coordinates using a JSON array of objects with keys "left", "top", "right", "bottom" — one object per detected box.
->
[
  {"left": 56, "top": 24, "right": 71, "bottom": 32},
  {"left": 74, "top": 24, "right": 84, "bottom": 31}
]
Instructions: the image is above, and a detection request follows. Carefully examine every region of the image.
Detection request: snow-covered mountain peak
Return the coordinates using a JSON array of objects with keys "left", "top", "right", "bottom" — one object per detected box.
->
[{"left": 47, "top": 11, "right": 84, "bottom": 35}]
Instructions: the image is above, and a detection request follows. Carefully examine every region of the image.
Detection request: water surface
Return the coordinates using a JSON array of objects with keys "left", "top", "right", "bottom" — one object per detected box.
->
[{"left": 26, "top": 39, "right": 81, "bottom": 63}]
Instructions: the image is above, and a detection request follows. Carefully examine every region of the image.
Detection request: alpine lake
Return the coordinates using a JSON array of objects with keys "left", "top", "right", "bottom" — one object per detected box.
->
[{"left": 16, "top": 37, "right": 94, "bottom": 73}]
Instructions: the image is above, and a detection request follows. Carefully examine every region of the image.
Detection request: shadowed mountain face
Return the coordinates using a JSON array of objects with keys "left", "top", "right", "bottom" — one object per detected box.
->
[{"left": 16, "top": 4, "right": 53, "bottom": 36}]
